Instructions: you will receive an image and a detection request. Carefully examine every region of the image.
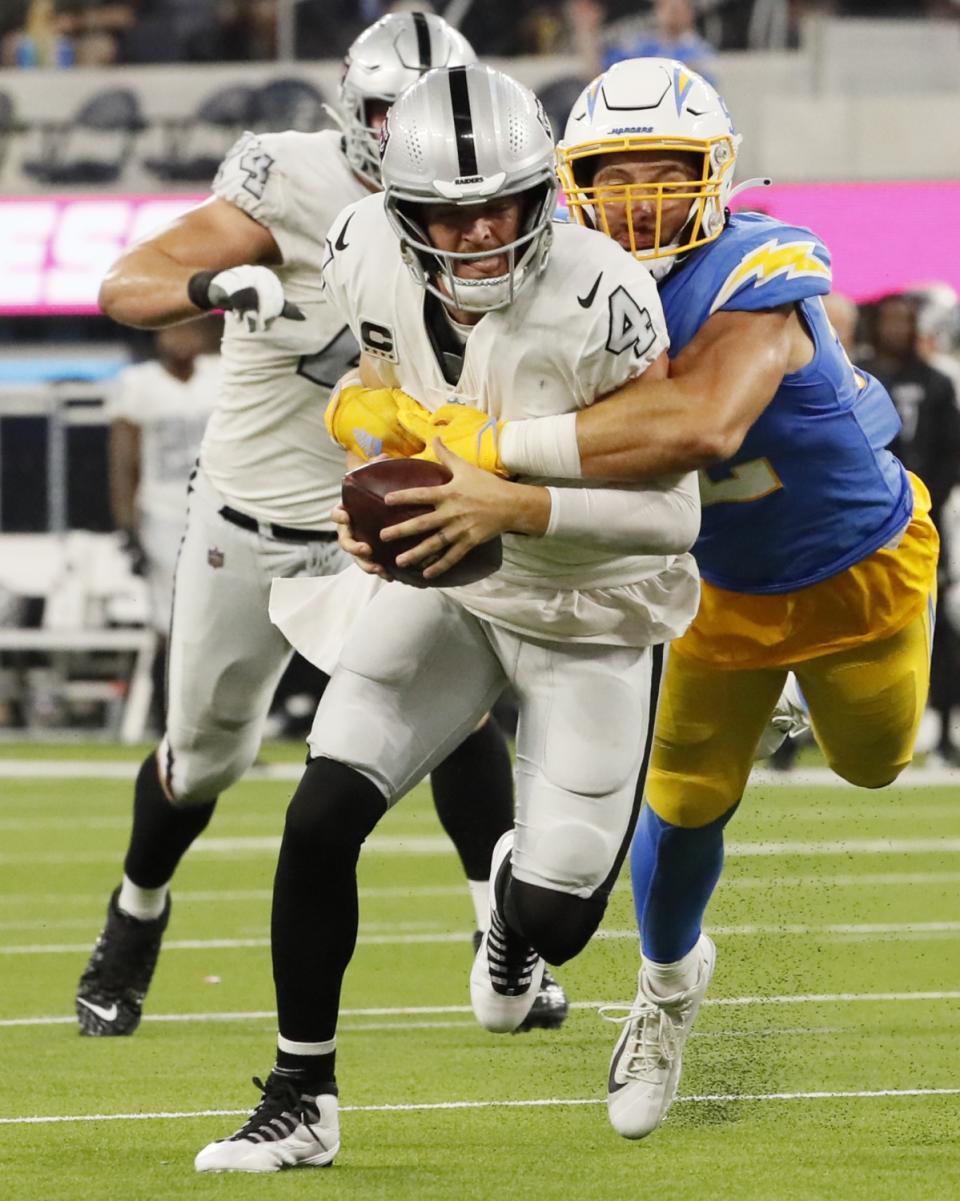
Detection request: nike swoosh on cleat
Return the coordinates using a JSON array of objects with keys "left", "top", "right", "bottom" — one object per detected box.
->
[
  {"left": 577, "top": 272, "right": 603, "bottom": 308},
  {"left": 334, "top": 214, "right": 354, "bottom": 252},
  {"left": 77, "top": 997, "right": 119, "bottom": 1022}
]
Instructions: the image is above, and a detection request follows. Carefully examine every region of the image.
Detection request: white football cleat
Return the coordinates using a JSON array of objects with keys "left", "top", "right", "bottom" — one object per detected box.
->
[
  {"left": 195, "top": 1072, "right": 339, "bottom": 1173},
  {"left": 604, "top": 934, "right": 716, "bottom": 1139},
  {"left": 754, "top": 673, "right": 810, "bottom": 760},
  {"left": 470, "top": 831, "right": 546, "bottom": 1033}
]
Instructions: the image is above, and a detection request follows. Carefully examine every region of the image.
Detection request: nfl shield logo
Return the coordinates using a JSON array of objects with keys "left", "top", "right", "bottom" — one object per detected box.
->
[{"left": 207, "top": 547, "right": 225, "bottom": 569}]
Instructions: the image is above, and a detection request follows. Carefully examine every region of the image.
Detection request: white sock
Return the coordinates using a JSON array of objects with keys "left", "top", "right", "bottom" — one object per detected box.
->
[
  {"left": 468, "top": 879, "right": 490, "bottom": 933},
  {"left": 117, "top": 875, "right": 169, "bottom": 922},
  {"left": 642, "top": 937, "right": 703, "bottom": 999}
]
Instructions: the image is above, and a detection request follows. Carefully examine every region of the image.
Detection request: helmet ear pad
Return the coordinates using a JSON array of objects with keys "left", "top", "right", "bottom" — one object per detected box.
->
[{"left": 394, "top": 201, "right": 442, "bottom": 279}]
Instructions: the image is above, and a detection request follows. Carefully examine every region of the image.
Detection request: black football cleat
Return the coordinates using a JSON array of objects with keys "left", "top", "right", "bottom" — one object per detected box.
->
[
  {"left": 76, "top": 886, "right": 170, "bottom": 1035},
  {"left": 516, "top": 964, "right": 570, "bottom": 1033}
]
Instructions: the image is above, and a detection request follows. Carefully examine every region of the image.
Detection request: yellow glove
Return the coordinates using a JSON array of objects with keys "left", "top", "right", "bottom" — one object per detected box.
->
[
  {"left": 406, "top": 403, "right": 508, "bottom": 477},
  {"left": 393, "top": 390, "right": 437, "bottom": 446},
  {"left": 324, "top": 383, "right": 425, "bottom": 461}
]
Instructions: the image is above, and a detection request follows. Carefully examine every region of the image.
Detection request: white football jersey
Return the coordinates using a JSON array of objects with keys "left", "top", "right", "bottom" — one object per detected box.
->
[
  {"left": 322, "top": 194, "right": 699, "bottom": 647},
  {"left": 201, "top": 129, "right": 368, "bottom": 528},
  {"left": 107, "top": 354, "right": 220, "bottom": 525}
]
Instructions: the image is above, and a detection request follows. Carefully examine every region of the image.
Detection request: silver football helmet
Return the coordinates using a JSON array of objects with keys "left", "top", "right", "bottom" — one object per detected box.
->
[
  {"left": 338, "top": 12, "right": 476, "bottom": 189},
  {"left": 380, "top": 64, "right": 558, "bottom": 313}
]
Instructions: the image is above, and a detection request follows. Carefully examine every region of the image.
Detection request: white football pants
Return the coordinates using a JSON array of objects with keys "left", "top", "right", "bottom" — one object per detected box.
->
[
  {"left": 161, "top": 467, "right": 347, "bottom": 804},
  {"left": 308, "top": 583, "right": 663, "bottom": 898}
]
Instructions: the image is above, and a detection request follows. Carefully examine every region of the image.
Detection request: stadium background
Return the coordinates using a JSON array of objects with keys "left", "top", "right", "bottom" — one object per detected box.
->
[{"left": 1, "top": 4, "right": 959, "bottom": 1199}]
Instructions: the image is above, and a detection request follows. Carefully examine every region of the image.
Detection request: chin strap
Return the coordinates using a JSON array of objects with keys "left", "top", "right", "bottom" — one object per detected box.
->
[
  {"left": 728, "top": 176, "right": 773, "bottom": 201},
  {"left": 320, "top": 102, "right": 345, "bottom": 132}
]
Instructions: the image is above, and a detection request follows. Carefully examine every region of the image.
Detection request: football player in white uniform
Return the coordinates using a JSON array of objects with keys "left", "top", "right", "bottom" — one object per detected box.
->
[
  {"left": 344, "top": 60, "right": 937, "bottom": 1144},
  {"left": 75, "top": 13, "right": 562, "bottom": 1041},
  {"left": 193, "top": 64, "right": 701, "bottom": 1173},
  {"left": 107, "top": 323, "right": 219, "bottom": 642}
]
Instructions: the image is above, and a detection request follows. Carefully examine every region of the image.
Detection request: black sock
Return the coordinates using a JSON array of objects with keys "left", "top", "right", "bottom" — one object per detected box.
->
[
  {"left": 123, "top": 751, "right": 216, "bottom": 888},
  {"left": 272, "top": 757, "right": 386, "bottom": 1053},
  {"left": 430, "top": 717, "right": 514, "bottom": 882}
]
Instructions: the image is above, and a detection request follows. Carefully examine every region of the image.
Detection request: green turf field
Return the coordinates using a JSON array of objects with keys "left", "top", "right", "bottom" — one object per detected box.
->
[{"left": 2, "top": 745, "right": 959, "bottom": 1200}]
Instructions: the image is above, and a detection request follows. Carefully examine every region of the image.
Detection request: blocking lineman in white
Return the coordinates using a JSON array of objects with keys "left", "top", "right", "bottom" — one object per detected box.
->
[{"left": 75, "top": 13, "right": 562, "bottom": 1043}]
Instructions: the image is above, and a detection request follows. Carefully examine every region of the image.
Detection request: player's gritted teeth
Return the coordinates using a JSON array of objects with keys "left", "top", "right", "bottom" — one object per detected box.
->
[{"left": 457, "top": 254, "right": 509, "bottom": 278}]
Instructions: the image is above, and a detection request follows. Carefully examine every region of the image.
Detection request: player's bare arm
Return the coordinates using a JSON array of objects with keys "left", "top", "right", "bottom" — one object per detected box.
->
[
  {"left": 108, "top": 418, "right": 141, "bottom": 537},
  {"left": 570, "top": 305, "right": 811, "bottom": 480},
  {"left": 99, "top": 197, "right": 282, "bottom": 329},
  {"left": 382, "top": 440, "right": 700, "bottom": 582}
]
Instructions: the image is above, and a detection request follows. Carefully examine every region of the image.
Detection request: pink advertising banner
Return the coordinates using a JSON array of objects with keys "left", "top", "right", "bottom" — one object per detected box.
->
[
  {"left": 0, "top": 194, "right": 204, "bottom": 315},
  {"left": 731, "top": 180, "right": 959, "bottom": 303},
  {"left": 0, "top": 183, "right": 957, "bottom": 314}
]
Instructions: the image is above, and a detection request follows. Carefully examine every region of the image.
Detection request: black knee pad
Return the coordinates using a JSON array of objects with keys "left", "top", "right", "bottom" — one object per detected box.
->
[
  {"left": 283, "top": 756, "right": 387, "bottom": 854},
  {"left": 505, "top": 878, "right": 608, "bottom": 965}
]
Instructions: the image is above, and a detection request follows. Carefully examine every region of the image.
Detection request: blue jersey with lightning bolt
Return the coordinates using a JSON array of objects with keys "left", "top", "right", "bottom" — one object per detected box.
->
[{"left": 659, "top": 211, "right": 912, "bottom": 593}]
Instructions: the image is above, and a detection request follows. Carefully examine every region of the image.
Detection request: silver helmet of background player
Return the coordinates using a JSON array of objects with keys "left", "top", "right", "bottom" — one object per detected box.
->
[
  {"left": 380, "top": 63, "right": 558, "bottom": 314},
  {"left": 338, "top": 12, "right": 476, "bottom": 189}
]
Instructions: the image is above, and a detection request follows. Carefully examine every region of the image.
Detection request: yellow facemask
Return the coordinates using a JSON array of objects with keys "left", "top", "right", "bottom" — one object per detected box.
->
[{"left": 557, "top": 133, "right": 737, "bottom": 264}]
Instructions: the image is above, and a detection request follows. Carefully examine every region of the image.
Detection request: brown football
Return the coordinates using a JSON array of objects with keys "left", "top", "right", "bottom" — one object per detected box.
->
[{"left": 341, "top": 459, "right": 503, "bottom": 589}]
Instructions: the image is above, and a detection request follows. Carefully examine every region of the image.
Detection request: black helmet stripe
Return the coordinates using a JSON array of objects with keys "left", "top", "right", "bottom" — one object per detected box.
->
[
  {"left": 448, "top": 65, "right": 478, "bottom": 178},
  {"left": 412, "top": 11, "right": 432, "bottom": 71}
]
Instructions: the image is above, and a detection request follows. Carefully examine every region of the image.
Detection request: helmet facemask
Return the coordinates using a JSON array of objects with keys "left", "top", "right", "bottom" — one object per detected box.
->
[
  {"left": 387, "top": 179, "right": 558, "bottom": 314},
  {"left": 380, "top": 64, "right": 559, "bottom": 316},
  {"left": 339, "top": 85, "right": 391, "bottom": 188},
  {"left": 558, "top": 133, "right": 736, "bottom": 279}
]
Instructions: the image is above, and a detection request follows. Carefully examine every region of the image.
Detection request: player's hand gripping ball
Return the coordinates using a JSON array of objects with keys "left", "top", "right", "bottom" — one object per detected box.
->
[{"left": 341, "top": 459, "right": 502, "bottom": 588}]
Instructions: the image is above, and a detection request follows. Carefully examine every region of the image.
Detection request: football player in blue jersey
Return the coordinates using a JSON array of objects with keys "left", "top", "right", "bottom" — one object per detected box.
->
[
  {"left": 328, "top": 57, "right": 938, "bottom": 1141},
  {"left": 553, "top": 67, "right": 935, "bottom": 1146}
]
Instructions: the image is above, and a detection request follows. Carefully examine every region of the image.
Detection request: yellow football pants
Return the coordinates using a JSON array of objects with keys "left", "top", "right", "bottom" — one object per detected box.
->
[{"left": 647, "top": 603, "right": 934, "bottom": 829}]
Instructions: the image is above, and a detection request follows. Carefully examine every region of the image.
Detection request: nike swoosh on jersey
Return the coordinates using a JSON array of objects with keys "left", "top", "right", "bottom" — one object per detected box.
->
[
  {"left": 334, "top": 214, "right": 354, "bottom": 252},
  {"left": 77, "top": 997, "right": 119, "bottom": 1022},
  {"left": 577, "top": 272, "right": 603, "bottom": 308}
]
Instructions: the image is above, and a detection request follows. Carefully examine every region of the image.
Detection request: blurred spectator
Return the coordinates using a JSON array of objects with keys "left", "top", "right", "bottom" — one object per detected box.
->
[
  {"left": 864, "top": 293, "right": 960, "bottom": 765},
  {"left": 293, "top": 0, "right": 368, "bottom": 59},
  {"left": 1, "top": 0, "right": 75, "bottom": 67},
  {"left": 60, "top": 3, "right": 135, "bottom": 64},
  {"left": 106, "top": 321, "right": 220, "bottom": 725},
  {"left": 214, "top": 0, "right": 278, "bottom": 62},
  {"left": 572, "top": 0, "right": 718, "bottom": 83},
  {"left": 821, "top": 291, "right": 858, "bottom": 357},
  {"left": 910, "top": 282, "right": 960, "bottom": 396},
  {"left": 866, "top": 295, "right": 960, "bottom": 521},
  {"left": 117, "top": 0, "right": 219, "bottom": 64},
  {"left": 1, "top": 1, "right": 143, "bottom": 67}
]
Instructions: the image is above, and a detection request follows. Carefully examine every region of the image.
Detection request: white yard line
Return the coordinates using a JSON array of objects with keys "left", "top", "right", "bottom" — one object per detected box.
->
[
  {"left": 3, "top": 990, "right": 959, "bottom": 1029},
  {"left": 5, "top": 834, "right": 960, "bottom": 868},
  {"left": 2, "top": 1087, "right": 958, "bottom": 1127},
  {"left": 4, "top": 919, "right": 960, "bottom": 955},
  {"left": 721, "top": 870, "right": 960, "bottom": 889},
  {"left": 1, "top": 759, "right": 959, "bottom": 787},
  {"left": 4, "top": 872, "right": 960, "bottom": 909}
]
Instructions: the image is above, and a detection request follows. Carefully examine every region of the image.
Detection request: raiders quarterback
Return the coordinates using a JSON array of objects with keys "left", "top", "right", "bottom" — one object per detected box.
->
[
  {"left": 76, "top": 13, "right": 567, "bottom": 1044},
  {"left": 193, "top": 64, "right": 701, "bottom": 1173}
]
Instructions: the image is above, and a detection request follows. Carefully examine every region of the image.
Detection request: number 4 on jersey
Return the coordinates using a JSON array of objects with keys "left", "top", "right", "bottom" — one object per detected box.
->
[{"left": 606, "top": 286, "right": 657, "bottom": 359}]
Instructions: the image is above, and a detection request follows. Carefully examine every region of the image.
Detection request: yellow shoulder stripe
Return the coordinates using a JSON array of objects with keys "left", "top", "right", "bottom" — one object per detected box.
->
[{"left": 710, "top": 239, "right": 832, "bottom": 314}]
